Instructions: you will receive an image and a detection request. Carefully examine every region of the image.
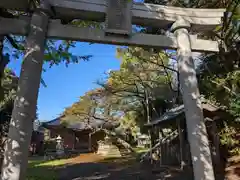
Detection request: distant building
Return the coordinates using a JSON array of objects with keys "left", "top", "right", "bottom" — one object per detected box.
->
[
  {"left": 42, "top": 115, "right": 119, "bottom": 152},
  {"left": 136, "top": 133, "right": 150, "bottom": 148},
  {"left": 29, "top": 120, "right": 45, "bottom": 155}
]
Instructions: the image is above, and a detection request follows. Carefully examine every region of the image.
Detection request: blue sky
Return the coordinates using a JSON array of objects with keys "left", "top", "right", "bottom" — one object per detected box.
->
[{"left": 7, "top": 43, "right": 120, "bottom": 121}]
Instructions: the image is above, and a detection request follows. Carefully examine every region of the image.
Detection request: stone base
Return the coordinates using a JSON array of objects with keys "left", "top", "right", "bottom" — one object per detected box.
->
[{"left": 97, "top": 142, "right": 121, "bottom": 158}]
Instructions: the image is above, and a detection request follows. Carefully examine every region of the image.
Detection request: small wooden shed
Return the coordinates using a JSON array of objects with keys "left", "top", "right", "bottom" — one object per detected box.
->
[{"left": 145, "top": 100, "right": 228, "bottom": 177}]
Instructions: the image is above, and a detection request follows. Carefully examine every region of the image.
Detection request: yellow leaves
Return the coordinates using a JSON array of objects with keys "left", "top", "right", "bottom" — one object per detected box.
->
[
  {"left": 115, "top": 47, "right": 125, "bottom": 60},
  {"left": 107, "top": 47, "right": 172, "bottom": 100},
  {"left": 63, "top": 94, "right": 94, "bottom": 117},
  {"left": 210, "top": 69, "right": 240, "bottom": 96},
  {"left": 219, "top": 122, "right": 240, "bottom": 155}
]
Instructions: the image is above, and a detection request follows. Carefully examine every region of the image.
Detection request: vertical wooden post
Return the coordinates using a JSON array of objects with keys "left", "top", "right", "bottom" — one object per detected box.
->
[
  {"left": 213, "top": 121, "right": 221, "bottom": 166},
  {"left": 72, "top": 131, "right": 76, "bottom": 150},
  {"left": 177, "top": 119, "right": 184, "bottom": 169},
  {"left": 209, "top": 119, "right": 221, "bottom": 176},
  {"left": 158, "top": 127, "right": 162, "bottom": 166},
  {"left": 0, "top": 1, "right": 51, "bottom": 180},
  {"left": 171, "top": 17, "right": 215, "bottom": 180},
  {"left": 88, "top": 133, "right": 92, "bottom": 152}
]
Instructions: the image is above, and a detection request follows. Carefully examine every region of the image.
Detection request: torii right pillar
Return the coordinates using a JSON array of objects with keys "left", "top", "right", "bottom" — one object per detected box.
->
[{"left": 171, "top": 17, "right": 215, "bottom": 180}]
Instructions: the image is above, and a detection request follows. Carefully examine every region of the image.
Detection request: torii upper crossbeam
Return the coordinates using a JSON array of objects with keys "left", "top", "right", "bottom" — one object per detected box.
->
[
  {"left": 0, "top": 0, "right": 225, "bottom": 32},
  {"left": 0, "top": 1, "right": 226, "bottom": 180}
]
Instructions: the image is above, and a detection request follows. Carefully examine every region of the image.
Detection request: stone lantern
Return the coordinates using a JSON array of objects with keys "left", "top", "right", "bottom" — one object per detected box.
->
[{"left": 56, "top": 135, "right": 64, "bottom": 156}]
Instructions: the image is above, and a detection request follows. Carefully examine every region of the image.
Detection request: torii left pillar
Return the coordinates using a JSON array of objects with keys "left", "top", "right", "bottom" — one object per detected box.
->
[{"left": 0, "top": 1, "right": 51, "bottom": 180}]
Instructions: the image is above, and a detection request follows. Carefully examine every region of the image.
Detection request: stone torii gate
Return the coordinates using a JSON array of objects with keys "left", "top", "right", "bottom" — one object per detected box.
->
[{"left": 0, "top": 0, "right": 225, "bottom": 180}]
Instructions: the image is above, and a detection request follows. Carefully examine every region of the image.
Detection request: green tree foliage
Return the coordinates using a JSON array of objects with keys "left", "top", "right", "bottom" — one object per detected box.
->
[
  {"left": 219, "top": 122, "right": 240, "bottom": 155},
  {"left": 95, "top": 47, "right": 174, "bottom": 133},
  {"left": 63, "top": 89, "right": 101, "bottom": 120},
  {"left": 0, "top": 69, "right": 18, "bottom": 160},
  {"left": 0, "top": 7, "right": 95, "bottom": 93},
  {"left": 120, "top": 111, "right": 141, "bottom": 138},
  {"left": 0, "top": 69, "right": 18, "bottom": 103},
  {"left": 62, "top": 88, "right": 118, "bottom": 123},
  {"left": 5, "top": 35, "right": 93, "bottom": 68},
  {"left": 195, "top": 1, "right": 240, "bottom": 156},
  {"left": 145, "top": 0, "right": 240, "bottom": 104},
  {"left": 61, "top": 46, "right": 174, "bottom": 135},
  {"left": 145, "top": 0, "right": 240, "bottom": 155},
  {"left": 230, "top": 95, "right": 240, "bottom": 120},
  {"left": 197, "top": 0, "right": 239, "bottom": 108}
]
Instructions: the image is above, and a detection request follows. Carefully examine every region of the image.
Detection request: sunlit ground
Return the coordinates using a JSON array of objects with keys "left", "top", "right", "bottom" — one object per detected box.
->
[
  {"left": 134, "top": 147, "right": 149, "bottom": 154},
  {"left": 27, "top": 158, "right": 65, "bottom": 180},
  {"left": 26, "top": 148, "right": 150, "bottom": 180},
  {"left": 26, "top": 153, "right": 135, "bottom": 180},
  {"left": 26, "top": 149, "right": 201, "bottom": 180}
]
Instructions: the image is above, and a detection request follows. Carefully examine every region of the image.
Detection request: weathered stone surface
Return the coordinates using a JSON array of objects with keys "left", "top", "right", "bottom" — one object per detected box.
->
[
  {"left": 0, "top": 17, "right": 220, "bottom": 52},
  {"left": 51, "top": 0, "right": 224, "bottom": 32},
  {"left": 0, "top": 3, "right": 50, "bottom": 180},
  {"left": 105, "top": 0, "right": 132, "bottom": 35},
  {"left": 172, "top": 17, "right": 215, "bottom": 180},
  {"left": 97, "top": 140, "right": 122, "bottom": 158},
  {"left": 0, "top": 0, "right": 225, "bottom": 32}
]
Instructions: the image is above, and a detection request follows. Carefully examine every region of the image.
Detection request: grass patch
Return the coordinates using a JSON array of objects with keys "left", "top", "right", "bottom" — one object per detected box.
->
[
  {"left": 27, "top": 158, "right": 66, "bottom": 180},
  {"left": 33, "top": 159, "right": 66, "bottom": 167},
  {"left": 133, "top": 147, "right": 149, "bottom": 154},
  {"left": 26, "top": 153, "right": 142, "bottom": 180},
  {"left": 133, "top": 147, "right": 149, "bottom": 160}
]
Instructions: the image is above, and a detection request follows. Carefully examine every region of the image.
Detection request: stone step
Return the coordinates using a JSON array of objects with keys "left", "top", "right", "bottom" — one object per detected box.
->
[{"left": 97, "top": 144, "right": 122, "bottom": 157}]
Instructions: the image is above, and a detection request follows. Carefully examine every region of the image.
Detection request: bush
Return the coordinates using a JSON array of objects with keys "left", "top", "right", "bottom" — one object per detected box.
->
[{"left": 219, "top": 122, "right": 240, "bottom": 156}]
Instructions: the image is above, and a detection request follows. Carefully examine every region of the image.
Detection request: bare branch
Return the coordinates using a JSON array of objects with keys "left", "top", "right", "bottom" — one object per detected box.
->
[{"left": 6, "top": 35, "right": 25, "bottom": 51}]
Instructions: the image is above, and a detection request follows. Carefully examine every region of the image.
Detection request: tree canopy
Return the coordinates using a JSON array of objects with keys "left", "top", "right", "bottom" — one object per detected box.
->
[
  {"left": 62, "top": 0, "right": 239, "bottom": 155},
  {"left": 0, "top": 69, "right": 18, "bottom": 156}
]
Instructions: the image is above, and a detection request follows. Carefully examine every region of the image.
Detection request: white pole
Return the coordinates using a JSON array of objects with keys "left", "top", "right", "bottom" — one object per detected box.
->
[
  {"left": 0, "top": 1, "right": 51, "bottom": 180},
  {"left": 171, "top": 17, "right": 215, "bottom": 180}
]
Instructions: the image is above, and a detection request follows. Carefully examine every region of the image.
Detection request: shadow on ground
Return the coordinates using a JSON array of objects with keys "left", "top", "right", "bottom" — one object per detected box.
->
[
  {"left": 59, "top": 162, "right": 193, "bottom": 180},
  {"left": 28, "top": 153, "right": 193, "bottom": 180},
  {"left": 27, "top": 152, "right": 240, "bottom": 180}
]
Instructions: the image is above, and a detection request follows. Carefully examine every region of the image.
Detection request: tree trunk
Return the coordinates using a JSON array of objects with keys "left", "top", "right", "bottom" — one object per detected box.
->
[
  {"left": 0, "top": 9, "right": 49, "bottom": 180},
  {"left": 172, "top": 17, "right": 215, "bottom": 180}
]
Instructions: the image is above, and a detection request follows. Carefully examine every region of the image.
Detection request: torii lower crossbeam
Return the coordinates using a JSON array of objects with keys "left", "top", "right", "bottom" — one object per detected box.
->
[{"left": 0, "top": 17, "right": 219, "bottom": 52}]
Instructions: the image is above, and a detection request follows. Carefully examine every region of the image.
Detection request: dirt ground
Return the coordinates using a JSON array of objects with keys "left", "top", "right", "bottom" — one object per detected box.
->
[
  {"left": 27, "top": 153, "right": 240, "bottom": 180},
  {"left": 225, "top": 155, "right": 240, "bottom": 180},
  {"left": 55, "top": 153, "right": 193, "bottom": 180},
  {"left": 28, "top": 153, "right": 240, "bottom": 180}
]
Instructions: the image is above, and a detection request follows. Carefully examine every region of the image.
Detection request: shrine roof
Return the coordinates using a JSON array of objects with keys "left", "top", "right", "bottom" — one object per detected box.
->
[
  {"left": 145, "top": 100, "right": 222, "bottom": 127},
  {"left": 42, "top": 115, "right": 119, "bottom": 131}
]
